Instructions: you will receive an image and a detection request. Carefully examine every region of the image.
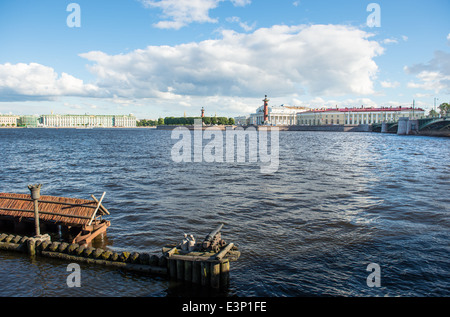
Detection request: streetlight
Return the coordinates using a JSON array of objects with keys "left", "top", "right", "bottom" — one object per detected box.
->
[{"left": 434, "top": 98, "right": 439, "bottom": 117}]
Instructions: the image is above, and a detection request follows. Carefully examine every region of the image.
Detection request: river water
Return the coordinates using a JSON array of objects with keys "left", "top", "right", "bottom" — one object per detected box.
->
[{"left": 0, "top": 128, "right": 448, "bottom": 297}]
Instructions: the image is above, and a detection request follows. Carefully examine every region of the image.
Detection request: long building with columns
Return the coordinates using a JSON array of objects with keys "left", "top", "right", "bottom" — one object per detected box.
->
[
  {"left": 241, "top": 96, "right": 426, "bottom": 127},
  {"left": 40, "top": 114, "right": 137, "bottom": 128},
  {"left": 297, "top": 106, "right": 425, "bottom": 126}
]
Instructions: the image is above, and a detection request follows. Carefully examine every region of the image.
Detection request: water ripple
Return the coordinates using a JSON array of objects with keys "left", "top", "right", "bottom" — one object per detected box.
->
[{"left": 0, "top": 129, "right": 449, "bottom": 297}]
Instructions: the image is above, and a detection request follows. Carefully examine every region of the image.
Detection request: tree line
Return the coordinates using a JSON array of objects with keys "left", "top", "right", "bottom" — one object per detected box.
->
[{"left": 137, "top": 118, "right": 163, "bottom": 127}]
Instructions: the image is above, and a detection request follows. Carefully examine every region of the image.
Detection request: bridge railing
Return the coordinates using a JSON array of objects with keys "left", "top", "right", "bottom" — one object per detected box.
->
[{"left": 418, "top": 116, "right": 450, "bottom": 130}]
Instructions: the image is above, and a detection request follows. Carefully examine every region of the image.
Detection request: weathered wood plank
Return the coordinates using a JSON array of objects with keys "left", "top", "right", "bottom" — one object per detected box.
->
[
  {"left": 215, "top": 243, "right": 234, "bottom": 261},
  {"left": 0, "top": 207, "right": 93, "bottom": 220}
]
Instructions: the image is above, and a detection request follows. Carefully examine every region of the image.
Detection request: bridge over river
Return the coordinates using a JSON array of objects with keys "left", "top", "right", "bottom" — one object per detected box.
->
[{"left": 372, "top": 116, "right": 450, "bottom": 137}]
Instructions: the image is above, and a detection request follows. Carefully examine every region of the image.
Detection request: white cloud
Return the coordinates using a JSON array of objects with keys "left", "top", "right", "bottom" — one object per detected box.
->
[
  {"left": 405, "top": 50, "right": 450, "bottom": 93},
  {"left": 0, "top": 62, "right": 100, "bottom": 101},
  {"left": 382, "top": 38, "right": 398, "bottom": 45},
  {"left": 80, "top": 24, "right": 384, "bottom": 101},
  {"left": 140, "top": 0, "right": 251, "bottom": 30},
  {"left": 226, "top": 16, "right": 256, "bottom": 32},
  {"left": 382, "top": 36, "right": 408, "bottom": 45},
  {"left": 381, "top": 81, "right": 400, "bottom": 88},
  {"left": 141, "top": 0, "right": 223, "bottom": 29},
  {"left": 407, "top": 71, "right": 450, "bottom": 92},
  {"left": 230, "top": 0, "right": 251, "bottom": 6},
  {"left": 413, "top": 93, "right": 432, "bottom": 98}
]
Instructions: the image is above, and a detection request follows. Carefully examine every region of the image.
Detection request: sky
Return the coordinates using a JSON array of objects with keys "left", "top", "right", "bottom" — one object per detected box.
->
[{"left": 0, "top": 0, "right": 449, "bottom": 119}]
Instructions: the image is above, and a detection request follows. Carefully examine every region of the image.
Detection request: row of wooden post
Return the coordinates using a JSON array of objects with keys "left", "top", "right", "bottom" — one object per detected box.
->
[{"left": 168, "top": 258, "right": 230, "bottom": 289}]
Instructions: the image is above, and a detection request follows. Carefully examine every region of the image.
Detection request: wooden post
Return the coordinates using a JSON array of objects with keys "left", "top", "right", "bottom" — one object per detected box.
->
[
  {"left": 192, "top": 261, "right": 201, "bottom": 284},
  {"left": 184, "top": 261, "right": 192, "bottom": 282},
  {"left": 220, "top": 261, "right": 230, "bottom": 287},
  {"left": 33, "top": 193, "right": 40, "bottom": 236},
  {"left": 27, "top": 238, "right": 36, "bottom": 257},
  {"left": 176, "top": 260, "right": 184, "bottom": 281},
  {"left": 169, "top": 259, "right": 177, "bottom": 280},
  {"left": 211, "top": 263, "right": 221, "bottom": 289},
  {"left": 201, "top": 262, "right": 210, "bottom": 286},
  {"left": 28, "top": 184, "right": 42, "bottom": 237}
]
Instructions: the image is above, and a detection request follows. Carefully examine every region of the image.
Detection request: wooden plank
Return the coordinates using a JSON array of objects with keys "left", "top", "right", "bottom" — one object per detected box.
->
[
  {"left": 166, "top": 247, "right": 178, "bottom": 257},
  {"left": 162, "top": 247, "right": 215, "bottom": 257},
  {"left": 91, "top": 194, "right": 110, "bottom": 215},
  {"left": 88, "top": 192, "right": 105, "bottom": 226},
  {"left": 163, "top": 246, "right": 240, "bottom": 263},
  {"left": 215, "top": 243, "right": 234, "bottom": 261},
  {"left": 168, "top": 254, "right": 217, "bottom": 262},
  {"left": 0, "top": 207, "right": 92, "bottom": 220},
  {"left": 0, "top": 196, "right": 98, "bottom": 208},
  {"left": 82, "top": 222, "right": 108, "bottom": 245}
]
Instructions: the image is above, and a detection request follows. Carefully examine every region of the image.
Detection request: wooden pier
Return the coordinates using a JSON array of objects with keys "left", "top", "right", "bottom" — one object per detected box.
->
[
  {"left": 0, "top": 187, "right": 241, "bottom": 289},
  {"left": 162, "top": 224, "right": 240, "bottom": 289},
  {"left": 0, "top": 191, "right": 110, "bottom": 245},
  {"left": 162, "top": 243, "right": 240, "bottom": 289}
]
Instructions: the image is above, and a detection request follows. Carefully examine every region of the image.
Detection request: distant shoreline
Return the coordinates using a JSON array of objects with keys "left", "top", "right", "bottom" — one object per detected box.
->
[{"left": 0, "top": 126, "right": 157, "bottom": 129}]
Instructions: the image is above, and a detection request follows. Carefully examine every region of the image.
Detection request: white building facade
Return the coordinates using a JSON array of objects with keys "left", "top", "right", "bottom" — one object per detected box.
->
[
  {"left": 297, "top": 107, "right": 425, "bottom": 126},
  {"left": 249, "top": 105, "right": 309, "bottom": 126},
  {"left": 0, "top": 115, "right": 20, "bottom": 126},
  {"left": 40, "top": 114, "right": 137, "bottom": 128}
]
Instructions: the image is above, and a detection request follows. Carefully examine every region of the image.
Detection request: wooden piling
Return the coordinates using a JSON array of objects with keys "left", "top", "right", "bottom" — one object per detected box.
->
[
  {"left": 169, "top": 259, "right": 177, "bottom": 280},
  {"left": 220, "top": 261, "right": 230, "bottom": 287},
  {"left": 192, "top": 261, "right": 201, "bottom": 284},
  {"left": 184, "top": 260, "right": 192, "bottom": 283},
  {"left": 162, "top": 240, "right": 240, "bottom": 289},
  {"left": 176, "top": 259, "right": 184, "bottom": 281},
  {"left": 201, "top": 261, "right": 210, "bottom": 287},
  {"left": 27, "top": 238, "right": 36, "bottom": 257},
  {"left": 211, "top": 263, "right": 221, "bottom": 289}
]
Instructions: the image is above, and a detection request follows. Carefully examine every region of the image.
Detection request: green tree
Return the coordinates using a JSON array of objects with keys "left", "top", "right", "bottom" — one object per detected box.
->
[
  {"left": 158, "top": 118, "right": 165, "bottom": 125},
  {"left": 228, "top": 118, "right": 235, "bottom": 125},
  {"left": 439, "top": 103, "right": 450, "bottom": 117},
  {"left": 428, "top": 109, "right": 439, "bottom": 117}
]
